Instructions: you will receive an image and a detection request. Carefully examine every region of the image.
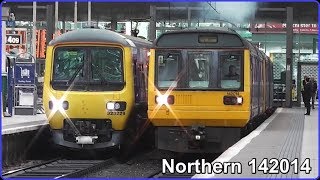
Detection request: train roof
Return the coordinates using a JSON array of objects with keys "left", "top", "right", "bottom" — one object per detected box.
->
[
  {"left": 154, "top": 27, "right": 250, "bottom": 48},
  {"left": 161, "top": 27, "right": 238, "bottom": 35},
  {"left": 154, "top": 28, "right": 271, "bottom": 61},
  {"left": 48, "top": 28, "right": 152, "bottom": 48}
]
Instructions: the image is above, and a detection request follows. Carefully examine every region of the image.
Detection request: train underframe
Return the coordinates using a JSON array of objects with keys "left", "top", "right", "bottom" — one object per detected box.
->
[
  {"left": 155, "top": 126, "right": 241, "bottom": 153},
  {"left": 51, "top": 119, "right": 124, "bottom": 150},
  {"left": 50, "top": 105, "right": 153, "bottom": 151},
  {"left": 155, "top": 109, "right": 275, "bottom": 153}
]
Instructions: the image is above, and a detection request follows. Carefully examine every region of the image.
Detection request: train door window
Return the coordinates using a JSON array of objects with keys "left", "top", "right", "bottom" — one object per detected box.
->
[
  {"left": 91, "top": 47, "right": 123, "bottom": 82},
  {"left": 187, "top": 52, "right": 210, "bottom": 88},
  {"left": 157, "top": 53, "right": 179, "bottom": 88},
  {"left": 53, "top": 47, "right": 86, "bottom": 81},
  {"left": 219, "top": 52, "right": 242, "bottom": 89}
]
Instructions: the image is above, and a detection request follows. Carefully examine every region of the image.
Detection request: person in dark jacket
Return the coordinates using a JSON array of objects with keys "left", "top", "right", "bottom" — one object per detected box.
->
[
  {"left": 311, "top": 77, "right": 317, "bottom": 109},
  {"left": 301, "top": 75, "right": 308, "bottom": 103},
  {"left": 303, "top": 77, "right": 312, "bottom": 115}
]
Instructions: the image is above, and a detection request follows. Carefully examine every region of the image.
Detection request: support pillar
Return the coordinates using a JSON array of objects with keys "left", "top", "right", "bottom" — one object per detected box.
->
[
  {"left": 148, "top": 4, "right": 156, "bottom": 41},
  {"left": 46, "top": 5, "right": 54, "bottom": 46},
  {"left": 32, "top": 2, "right": 37, "bottom": 59},
  {"left": 285, "top": 7, "right": 293, "bottom": 108},
  {"left": 55, "top": 2, "right": 58, "bottom": 35},
  {"left": 62, "top": 15, "right": 66, "bottom": 33},
  {"left": 111, "top": 19, "right": 117, "bottom": 31},
  {"left": 187, "top": 7, "right": 191, "bottom": 28},
  {"left": 88, "top": 1, "right": 91, "bottom": 27},
  {"left": 74, "top": 2, "right": 78, "bottom": 30}
]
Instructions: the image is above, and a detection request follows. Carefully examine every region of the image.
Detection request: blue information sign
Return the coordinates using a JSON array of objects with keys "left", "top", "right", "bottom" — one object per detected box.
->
[
  {"left": 14, "top": 63, "right": 36, "bottom": 85},
  {"left": 6, "top": 20, "right": 16, "bottom": 27}
]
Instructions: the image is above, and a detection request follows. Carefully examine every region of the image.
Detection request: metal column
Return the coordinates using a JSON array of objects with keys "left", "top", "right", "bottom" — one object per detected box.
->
[
  {"left": 55, "top": 2, "right": 59, "bottom": 35},
  {"left": 187, "top": 7, "right": 191, "bottom": 27},
  {"left": 46, "top": 5, "right": 54, "bottom": 45},
  {"left": 111, "top": 19, "right": 117, "bottom": 31},
  {"left": 88, "top": 1, "right": 91, "bottom": 27},
  {"left": 285, "top": 7, "right": 293, "bottom": 108},
  {"left": 32, "top": 2, "right": 37, "bottom": 59},
  {"left": 62, "top": 15, "right": 66, "bottom": 33},
  {"left": 74, "top": 2, "right": 78, "bottom": 30},
  {"left": 148, "top": 4, "right": 156, "bottom": 41}
]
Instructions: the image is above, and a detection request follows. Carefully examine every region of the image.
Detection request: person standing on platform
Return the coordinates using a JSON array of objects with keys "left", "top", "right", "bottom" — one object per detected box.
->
[
  {"left": 301, "top": 76, "right": 308, "bottom": 105},
  {"left": 303, "top": 77, "right": 312, "bottom": 115},
  {"left": 311, "top": 77, "right": 317, "bottom": 109}
]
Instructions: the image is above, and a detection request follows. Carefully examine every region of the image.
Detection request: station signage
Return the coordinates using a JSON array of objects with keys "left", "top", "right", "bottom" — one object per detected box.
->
[
  {"left": 6, "top": 34, "right": 22, "bottom": 45},
  {"left": 14, "top": 63, "right": 36, "bottom": 85},
  {"left": 250, "top": 23, "right": 318, "bottom": 34}
]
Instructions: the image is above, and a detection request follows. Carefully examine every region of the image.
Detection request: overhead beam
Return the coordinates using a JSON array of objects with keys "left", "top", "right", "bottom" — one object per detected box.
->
[
  {"left": 258, "top": 8, "right": 286, "bottom": 12},
  {"left": 156, "top": 6, "right": 208, "bottom": 11},
  {"left": 17, "top": 5, "right": 47, "bottom": 9}
]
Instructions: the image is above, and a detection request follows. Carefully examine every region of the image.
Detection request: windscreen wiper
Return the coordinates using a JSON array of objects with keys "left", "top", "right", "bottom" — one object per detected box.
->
[{"left": 67, "top": 62, "right": 85, "bottom": 85}]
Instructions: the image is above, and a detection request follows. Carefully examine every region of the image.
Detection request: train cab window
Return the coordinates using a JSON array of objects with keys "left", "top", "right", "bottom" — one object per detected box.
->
[
  {"left": 219, "top": 54, "right": 242, "bottom": 89},
  {"left": 91, "top": 47, "right": 123, "bottom": 82},
  {"left": 157, "top": 53, "right": 179, "bottom": 88},
  {"left": 188, "top": 52, "right": 210, "bottom": 88},
  {"left": 53, "top": 48, "right": 86, "bottom": 81}
]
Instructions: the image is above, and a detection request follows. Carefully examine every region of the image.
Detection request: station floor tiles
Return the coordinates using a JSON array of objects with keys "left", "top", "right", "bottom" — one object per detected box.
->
[{"left": 193, "top": 107, "right": 319, "bottom": 178}]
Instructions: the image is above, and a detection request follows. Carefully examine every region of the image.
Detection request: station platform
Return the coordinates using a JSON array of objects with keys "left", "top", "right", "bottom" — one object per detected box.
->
[
  {"left": 2, "top": 113, "right": 48, "bottom": 135},
  {"left": 193, "top": 107, "right": 319, "bottom": 178}
]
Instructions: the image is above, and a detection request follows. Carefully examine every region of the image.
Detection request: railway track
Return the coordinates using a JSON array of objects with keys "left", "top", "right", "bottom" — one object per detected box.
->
[{"left": 2, "top": 158, "right": 117, "bottom": 178}]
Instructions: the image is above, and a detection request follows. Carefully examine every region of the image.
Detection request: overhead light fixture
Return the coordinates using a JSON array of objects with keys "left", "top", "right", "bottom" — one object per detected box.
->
[{"left": 17, "top": 5, "right": 47, "bottom": 9}]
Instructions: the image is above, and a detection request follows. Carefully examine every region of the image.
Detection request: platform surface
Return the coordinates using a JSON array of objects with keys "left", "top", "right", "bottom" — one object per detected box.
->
[
  {"left": 193, "top": 107, "right": 319, "bottom": 178},
  {"left": 1, "top": 113, "right": 48, "bottom": 135}
]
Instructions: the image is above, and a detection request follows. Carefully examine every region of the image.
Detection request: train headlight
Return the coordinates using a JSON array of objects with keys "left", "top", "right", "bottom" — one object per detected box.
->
[
  {"left": 106, "top": 102, "right": 126, "bottom": 111},
  {"left": 156, "top": 95, "right": 168, "bottom": 105},
  {"left": 107, "top": 102, "right": 115, "bottom": 110},
  {"left": 237, "top": 97, "right": 243, "bottom": 104},
  {"left": 155, "top": 95, "right": 174, "bottom": 105},
  {"left": 223, "top": 96, "right": 243, "bottom": 105},
  {"left": 49, "top": 100, "right": 69, "bottom": 111}
]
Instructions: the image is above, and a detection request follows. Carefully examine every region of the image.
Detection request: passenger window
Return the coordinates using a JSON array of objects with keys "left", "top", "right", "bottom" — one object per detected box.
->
[
  {"left": 188, "top": 52, "right": 210, "bottom": 88},
  {"left": 220, "top": 54, "right": 241, "bottom": 89},
  {"left": 157, "top": 54, "right": 179, "bottom": 88}
]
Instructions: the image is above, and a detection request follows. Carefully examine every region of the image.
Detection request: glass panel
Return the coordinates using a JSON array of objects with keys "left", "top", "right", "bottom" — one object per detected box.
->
[
  {"left": 155, "top": 49, "right": 243, "bottom": 90},
  {"left": 91, "top": 47, "right": 123, "bottom": 82},
  {"left": 53, "top": 47, "right": 86, "bottom": 81},
  {"left": 157, "top": 53, "right": 179, "bottom": 88},
  {"left": 188, "top": 52, "right": 210, "bottom": 88},
  {"left": 219, "top": 54, "right": 241, "bottom": 89}
]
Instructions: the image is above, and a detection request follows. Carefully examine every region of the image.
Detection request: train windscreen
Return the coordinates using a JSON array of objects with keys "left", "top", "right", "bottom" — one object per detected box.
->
[
  {"left": 52, "top": 46, "right": 124, "bottom": 91},
  {"left": 155, "top": 50, "right": 244, "bottom": 91}
]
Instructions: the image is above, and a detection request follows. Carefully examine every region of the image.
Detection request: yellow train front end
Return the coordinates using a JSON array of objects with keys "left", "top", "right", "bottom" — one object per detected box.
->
[
  {"left": 43, "top": 30, "right": 135, "bottom": 150},
  {"left": 148, "top": 30, "right": 253, "bottom": 153}
]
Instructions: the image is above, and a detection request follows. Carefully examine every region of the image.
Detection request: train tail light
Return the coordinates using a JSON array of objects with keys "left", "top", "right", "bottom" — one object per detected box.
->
[{"left": 223, "top": 96, "right": 243, "bottom": 105}]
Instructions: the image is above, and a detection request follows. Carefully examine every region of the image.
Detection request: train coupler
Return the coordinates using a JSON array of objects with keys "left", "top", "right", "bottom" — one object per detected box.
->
[
  {"left": 188, "top": 126, "right": 206, "bottom": 149},
  {"left": 75, "top": 136, "right": 98, "bottom": 145}
]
